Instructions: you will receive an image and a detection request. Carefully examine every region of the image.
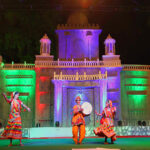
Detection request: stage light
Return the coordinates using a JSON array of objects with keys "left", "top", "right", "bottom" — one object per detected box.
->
[
  {"left": 138, "top": 120, "right": 142, "bottom": 126},
  {"left": 117, "top": 120, "right": 122, "bottom": 126},
  {"left": 142, "top": 121, "right": 146, "bottom": 126},
  {"left": 36, "top": 123, "right": 40, "bottom": 127},
  {"left": 78, "top": 0, "right": 93, "bottom": 9},
  {"left": 55, "top": 121, "right": 60, "bottom": 127}
]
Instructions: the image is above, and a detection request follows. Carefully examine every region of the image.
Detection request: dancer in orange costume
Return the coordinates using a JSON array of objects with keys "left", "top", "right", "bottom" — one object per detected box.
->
[
  {"left": 72, "top": 96, "right": 86, "bottom": 144},
  {"left": 94, "top": 100, "right": 116, "bottom": 144},
  {"left": 1, "top": 92, "right": 31, "bottom": 146}
]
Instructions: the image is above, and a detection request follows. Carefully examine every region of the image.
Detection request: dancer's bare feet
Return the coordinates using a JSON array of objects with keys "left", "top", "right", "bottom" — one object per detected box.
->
[
  {"left": 19, "top": 139, "right": 24, "bottom": 146},
  {"left": 20, "top": 143, "right": 24, "bottom": 146},
  {"left": 104, "top": 142, "right": 109, "bottom": 144},
  {"left": 74, "top": 140, "right": 78, "bottom": 144},
  {"left": 78, "top": 140, "right": 83, "bottom": 144},
  {"left": 8, "top": 143, "right": 12, "bottom": 146},
  {"left": 111, "top": 137, "right": 114, "bottom": 144}
]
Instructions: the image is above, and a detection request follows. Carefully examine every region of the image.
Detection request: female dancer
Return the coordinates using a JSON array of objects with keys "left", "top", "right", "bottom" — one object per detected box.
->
[
  {"left": 94, "top": 100, "right": 116, "bottom": 144},
  {"left": 72, "top": 96, "right": 86, "bottom": 144},
  {"left": 1, "top": 92, "right": 30, "bottom": 146}
]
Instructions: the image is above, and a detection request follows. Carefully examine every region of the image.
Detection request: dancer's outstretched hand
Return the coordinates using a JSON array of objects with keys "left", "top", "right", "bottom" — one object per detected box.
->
[
  {"left": 95, "top": 110, "right": 98, "bottom": 115},
  {"left": 2, "top": 93, "right": 6, "bottom": 97},
  {"left": 27, "top": 108, "right": 31, "bottom": 112},
  {"left": 95, "top": 110, "right": 101, "bottom": 116}
]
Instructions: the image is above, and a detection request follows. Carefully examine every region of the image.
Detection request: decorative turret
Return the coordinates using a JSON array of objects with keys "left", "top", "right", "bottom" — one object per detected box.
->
[
  {"left": 40, "top": 34, "right": 51, "bottom": 56},
  {"left": 102, "top": 34, "right": 121, "bottom": 63},
  {"left": 104, "top": 34, "right": 116, "bottom": 55},
  {"left": 35, "top": 34, "right": 54, "bottom": 65}
]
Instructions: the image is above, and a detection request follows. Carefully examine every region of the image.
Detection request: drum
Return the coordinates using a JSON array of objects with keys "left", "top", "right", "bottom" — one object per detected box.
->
[{"left": 81, "top": 102, "right": 92, "bottom": 116}]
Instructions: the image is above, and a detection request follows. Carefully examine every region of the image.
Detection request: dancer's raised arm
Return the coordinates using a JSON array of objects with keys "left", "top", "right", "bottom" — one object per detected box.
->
[
  {"left": 2, "top": 93, "right": 11, "bottom": 103},
  {"left": 21, "top": 103, "right": 31, "bottom": 112}
]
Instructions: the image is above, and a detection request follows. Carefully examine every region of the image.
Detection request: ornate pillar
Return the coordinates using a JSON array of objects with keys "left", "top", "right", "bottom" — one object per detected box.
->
[
  {"left": 35, "top": 68, "right": 41, "bottom": 126},
  {"left": 99, "top": 79, "right": 107, "bottom": 113},
  {"left": 94, "top": 87, "right": 100, "bottom": 126},
  {"left": 62, "top": 87, "right": 68, "bottom": 126},
  {"left": 53, "top": 80, "right": 63, "bottom": 126}
]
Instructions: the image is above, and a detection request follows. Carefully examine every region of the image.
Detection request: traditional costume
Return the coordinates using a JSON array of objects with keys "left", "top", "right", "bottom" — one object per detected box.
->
[
  {"left": 72, "top": 96, "right": 86, "bottom": 144},
  {"left": 94, "top": 100, "right": 116, "bottom": 144},
  {"left": 1, "top": 92, "right": 27, "bottom": 139}
]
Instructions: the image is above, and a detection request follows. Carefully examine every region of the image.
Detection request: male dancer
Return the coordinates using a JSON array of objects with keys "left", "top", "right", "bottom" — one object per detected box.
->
[{"left": 72, "top": 96, "right": 86, "bottom": 144}]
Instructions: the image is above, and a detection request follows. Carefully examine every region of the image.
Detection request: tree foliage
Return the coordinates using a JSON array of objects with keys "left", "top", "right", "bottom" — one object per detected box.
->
[
  {"left": 0, "top": 10, "right": 65, "bottom": 63},
  {"left": 0, "top": 9, "right": 150, "bottom": 64}
]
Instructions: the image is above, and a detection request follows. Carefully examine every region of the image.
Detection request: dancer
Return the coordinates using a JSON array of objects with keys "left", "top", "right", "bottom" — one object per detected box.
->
[
  {"left": 1, "top": 92, "right": 31, "bottom": 146},
  {"left": 94, "top": 100, "right": 116, "bottom": 144},
  {"left": 72, "top": 96, "right": 86, "bottom": 144}
]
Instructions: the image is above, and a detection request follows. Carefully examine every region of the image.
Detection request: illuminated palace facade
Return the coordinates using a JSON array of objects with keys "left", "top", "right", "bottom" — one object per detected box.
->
[{"left": 0, "top": 12, "right": 150, "bottom": 128}]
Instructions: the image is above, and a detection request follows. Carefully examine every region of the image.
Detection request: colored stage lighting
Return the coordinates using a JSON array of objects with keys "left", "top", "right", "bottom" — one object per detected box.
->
[
  {"left": 138, "top": 120, "right": 142, "bottom": 126},
  {"left": 142, "top": 121, "right": 146, "bottom": 126},
  {"left": 36, "top": 123, "right": 40, "bottom": 127},
  {"left": 118, "top": 120, "right": 122, "bottom": 126},
  {"left": 78, "top": 0, "right": 93, "bottom": 8},
  {"left": 55, "top": 121, "right": 60, "bottom": 127}
]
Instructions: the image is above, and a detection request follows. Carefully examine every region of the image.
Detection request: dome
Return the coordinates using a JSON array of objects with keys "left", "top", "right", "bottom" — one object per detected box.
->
[{"left": 67, "top": 12, "right": 88, "bottom": 25}]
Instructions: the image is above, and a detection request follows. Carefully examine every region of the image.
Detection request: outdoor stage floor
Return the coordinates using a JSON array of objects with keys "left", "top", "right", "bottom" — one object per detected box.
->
[{"left": 0, "top": 137, "right": 150, "bottom": 150}]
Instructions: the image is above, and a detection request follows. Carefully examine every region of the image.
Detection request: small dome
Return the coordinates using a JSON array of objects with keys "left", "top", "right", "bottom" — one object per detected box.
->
[
  {"left": 40, "top": 34, "right": 51, "bottom": 44},
  {"left": 106, "top": 34, "right": 113, "bottom": 39},
  {"left": 67, "top": 12, "right": 88, "bottom": 25},
  {"left": 104, "top": 34, "right": 116, "bottom": 44},
  {"left": 42, "top": 34, "right": 49, "bottom": 39}
]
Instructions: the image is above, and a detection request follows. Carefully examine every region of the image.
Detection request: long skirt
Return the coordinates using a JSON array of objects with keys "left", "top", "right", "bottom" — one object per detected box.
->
[
  {"left": 94, "top": 124, "right": 116, "bottom": 141},
  {"left": 1, "top": 112, "right": 22, "bottom": 139}
]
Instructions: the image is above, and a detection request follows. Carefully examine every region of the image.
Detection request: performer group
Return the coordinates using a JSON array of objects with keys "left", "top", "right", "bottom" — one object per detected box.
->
[
  {"left": 71, "top": 96, "right": 117, "bottom": 145},
  {"left": 1, "top": 93, "right": 116, "bottom": 146}
]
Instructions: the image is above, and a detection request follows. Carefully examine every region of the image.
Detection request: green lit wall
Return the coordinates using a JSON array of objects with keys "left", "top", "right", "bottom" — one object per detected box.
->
[
  {"left": 0, "top": 69, "right": 36, "bottom": 127},
  {"left": 0, "top": 68, "right": 150, "bottom": 128},
  {"left": 121, "top": 71, "right": 150, "bottom": 121}
]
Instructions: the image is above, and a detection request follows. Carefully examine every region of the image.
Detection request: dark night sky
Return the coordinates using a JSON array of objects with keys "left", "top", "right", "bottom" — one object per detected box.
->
[{"left": 0, "top": 0, "right": 150, "bottom": 64}]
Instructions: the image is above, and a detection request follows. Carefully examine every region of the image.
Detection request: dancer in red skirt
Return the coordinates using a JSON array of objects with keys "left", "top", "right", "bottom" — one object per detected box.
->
[
  {"left": 94, "top": 100, "right": 116, "bottom": 144},
  {"left": 1, "top": 92, "right": 31, "bottom": 146}
]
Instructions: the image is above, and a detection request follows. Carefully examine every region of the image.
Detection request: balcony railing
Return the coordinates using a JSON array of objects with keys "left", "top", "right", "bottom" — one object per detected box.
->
[
  {"left": 1, "top": 63, "right": 150, "bottom": 71},
  {"left": 53, "top": 71, "right": 107, "bottom": 81},
  {"left": 0, "top": 63, "right": 35, "bottom": 70},
  {"left": 122, "top": 64, "right": 150, "bottom": 71},
  {"left": 35, "top": 59, "right": 121, "bottom": 68}
]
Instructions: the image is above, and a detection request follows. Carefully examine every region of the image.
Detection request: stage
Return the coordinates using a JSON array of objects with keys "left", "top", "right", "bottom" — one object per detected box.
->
[
  {"left": 0, "top": 127, "right": 150, "bottom": 150},
  {"left": 0, "top": 137, "right": 150, "bottom": 150},
  {"left": 22, "top": 126, "right": 150, "bottom": 138}
]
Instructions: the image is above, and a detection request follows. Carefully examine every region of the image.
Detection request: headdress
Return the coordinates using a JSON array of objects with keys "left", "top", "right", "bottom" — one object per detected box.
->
[
  {"left": 75, "top": 96, "right": 81, "bottom": 101},
  {"left": 11, "top": 91, "right": 19, "bottom": 99},
  {"left": 106, "top": 99, "right": 112, "bottom": 107}
]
